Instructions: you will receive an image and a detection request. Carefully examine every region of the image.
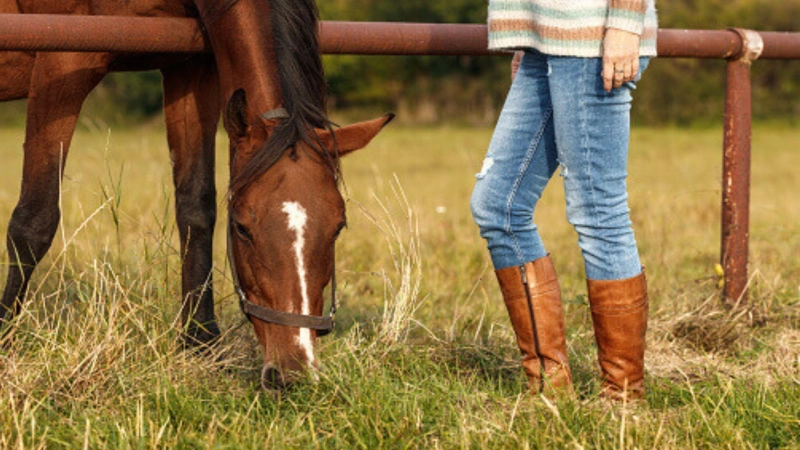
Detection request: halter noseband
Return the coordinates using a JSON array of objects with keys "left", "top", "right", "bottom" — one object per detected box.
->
[{"left": 226, "top": 106, "right": 337, "bottom": 337}]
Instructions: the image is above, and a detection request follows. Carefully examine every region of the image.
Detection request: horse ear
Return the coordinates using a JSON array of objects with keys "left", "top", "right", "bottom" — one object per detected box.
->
[
  {"left": 318, "top": 113, "right": 395, "bottom": 157},
  {"left": 224, "top": 89, "right": 249, "bottom": 139}
]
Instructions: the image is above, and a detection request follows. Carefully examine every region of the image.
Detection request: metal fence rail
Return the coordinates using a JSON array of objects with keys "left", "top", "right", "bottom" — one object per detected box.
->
[
  {"left": 1, "top": 14, "right": 799, "bottom": 305},
  {"left": 1, "top": 16, "right": 799, "bottom": 58}
]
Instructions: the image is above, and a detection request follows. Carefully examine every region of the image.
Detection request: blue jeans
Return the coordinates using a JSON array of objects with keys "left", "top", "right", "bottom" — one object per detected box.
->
[{"left": 471, "top": 50, "right": 649, "bottom": 281}]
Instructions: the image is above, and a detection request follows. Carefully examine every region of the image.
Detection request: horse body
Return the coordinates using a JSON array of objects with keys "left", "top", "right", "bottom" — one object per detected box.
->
[
  {"left": 0, "top": 0, "right": 391, "bottom": 388},
  {"left": 0, "top": 0, "right": 221, "bottom": 346}
]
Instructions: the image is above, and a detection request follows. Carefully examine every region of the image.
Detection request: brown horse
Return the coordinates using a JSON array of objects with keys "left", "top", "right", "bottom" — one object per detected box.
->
[{"left": 0, "top": 0, "right": 392, "bottom": 388}]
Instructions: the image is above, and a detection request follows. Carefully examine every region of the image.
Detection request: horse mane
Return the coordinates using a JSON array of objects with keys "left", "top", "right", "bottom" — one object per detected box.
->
[{"left": 229, "top": 0, "right": 337, "bottom": 197}]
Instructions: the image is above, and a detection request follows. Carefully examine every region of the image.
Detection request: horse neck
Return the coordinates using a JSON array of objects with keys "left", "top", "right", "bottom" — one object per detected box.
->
[{"left": 198, "top": 0, "right": 285, "bottom": 115}]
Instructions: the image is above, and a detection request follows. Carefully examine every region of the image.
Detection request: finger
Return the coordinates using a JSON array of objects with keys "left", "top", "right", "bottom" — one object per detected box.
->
[
  {"left": 602, "top": 57, "right": 615, "bottom": 92},
  {"left": 623, "top": 61, "right": 636, "bottom": 81},
  {"left": 622, "top": 61, "right": 634, "bottom": 82},
  {"left": 613, "top": 64, "right": 625, "bottom": 89}
]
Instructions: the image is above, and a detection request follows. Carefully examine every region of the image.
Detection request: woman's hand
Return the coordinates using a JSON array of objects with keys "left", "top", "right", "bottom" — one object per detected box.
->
[{"left": 602, "top": 28, "right": 641, "bottom": 92}]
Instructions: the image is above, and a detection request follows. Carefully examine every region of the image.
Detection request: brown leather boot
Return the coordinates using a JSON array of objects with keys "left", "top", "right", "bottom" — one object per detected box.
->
[
  {"left": 495, "top": 255, "right": 573, "bottom": 395},
  {"left": 587, "top": 270, "right": 648, "bottom": 401}
]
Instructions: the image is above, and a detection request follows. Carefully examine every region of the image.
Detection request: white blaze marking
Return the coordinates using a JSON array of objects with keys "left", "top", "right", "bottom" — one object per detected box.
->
[{"left": 281, "top": 201, "right": 315, "bottom": 365}]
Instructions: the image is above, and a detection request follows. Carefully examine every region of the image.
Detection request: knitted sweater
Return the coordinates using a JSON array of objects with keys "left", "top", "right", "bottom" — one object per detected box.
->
[{"left": 488, "top": 0, "right": 658, "bottom": 57}]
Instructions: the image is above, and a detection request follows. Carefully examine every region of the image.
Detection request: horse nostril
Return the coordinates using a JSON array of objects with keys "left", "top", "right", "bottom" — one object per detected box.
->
[{"left": 261, "top": 365, "right": 288, "bottom": 391}]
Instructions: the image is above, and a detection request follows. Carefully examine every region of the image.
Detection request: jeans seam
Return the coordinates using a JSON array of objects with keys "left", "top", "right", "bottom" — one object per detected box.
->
[
  {"left": 577, "top": 57, "right": 605, "bottom": 275},
  {"left": 504, "top": 106, "right": 553, "bottom": 266},
  {"left": 580, "top": 58, "right": 599, "bottom": 229}
]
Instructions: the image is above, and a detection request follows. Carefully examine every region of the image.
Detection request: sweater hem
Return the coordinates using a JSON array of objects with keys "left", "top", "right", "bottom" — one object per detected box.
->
[{"left": 488, "top": 38, "right": 657, "bottom": 58}]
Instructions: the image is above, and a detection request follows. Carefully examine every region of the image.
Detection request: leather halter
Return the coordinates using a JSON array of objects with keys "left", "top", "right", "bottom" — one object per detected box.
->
[
  {"left": 226, "top": 106, "right": 337, "bottom": 337},
  {"left": 226, "top": 225, "right": 336, "bottom": 336}
]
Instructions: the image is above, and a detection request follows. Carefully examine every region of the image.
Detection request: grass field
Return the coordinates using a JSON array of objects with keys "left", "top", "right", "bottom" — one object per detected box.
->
[{"left": 0, "top": 122, "right": 798, "bottom": 448}]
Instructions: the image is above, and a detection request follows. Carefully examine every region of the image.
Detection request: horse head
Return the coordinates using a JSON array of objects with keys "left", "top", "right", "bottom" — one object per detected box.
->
[{"left": 224, "top": 89, "right": 393, "bottom": 389}]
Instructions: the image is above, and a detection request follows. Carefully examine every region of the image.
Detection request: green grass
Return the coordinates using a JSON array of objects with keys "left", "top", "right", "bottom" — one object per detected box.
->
[{"left": 0, "top": 123, "right": 798, "bottom": 448}]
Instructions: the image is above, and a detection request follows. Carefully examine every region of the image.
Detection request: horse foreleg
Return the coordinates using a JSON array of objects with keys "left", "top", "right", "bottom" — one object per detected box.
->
[
  {"left": 1, "top": 52, "right": 110, "bottom": 330},
  {"left": 161, "top": 57, "right": 221, "bottom": 347}
]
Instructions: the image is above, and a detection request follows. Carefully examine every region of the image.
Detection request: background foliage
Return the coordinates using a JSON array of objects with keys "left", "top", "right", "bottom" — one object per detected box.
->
[{"left": 65, "top": 0, "right": 800, "bottom": 125}]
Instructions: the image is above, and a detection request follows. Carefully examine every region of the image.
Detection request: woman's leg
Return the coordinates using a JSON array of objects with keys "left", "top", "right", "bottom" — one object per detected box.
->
[
  {"left": 471, "top": 51, "right": 571, "bottom": 394},
  {"left": 470, "top": 51, "right": 559, "bottom": 270},
  {"left": 548, "top": 56, "right": 650, "bottom": 401},
  {"left": 547, "top": 57, "right": 649, "bottom": 281}
]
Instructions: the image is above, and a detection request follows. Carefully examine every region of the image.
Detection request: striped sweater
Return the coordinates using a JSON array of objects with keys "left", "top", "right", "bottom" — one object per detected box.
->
[{"left": 488, "top": 0, "right": 658, "bottom": 57}]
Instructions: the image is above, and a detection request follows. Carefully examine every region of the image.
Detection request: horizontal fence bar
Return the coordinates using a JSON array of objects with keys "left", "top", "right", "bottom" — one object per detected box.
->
[
  {"left": 0, "top": 15, "right": 799, "bottom": 59},
  {"left": 321, "top": 21, "right": 492, "bottom": 56},
  {"left": 758, "top": 31, "right": 800, "bottom": 59},
  {"left": 0, "top": 15, "right": 208, "bottom": 53}
]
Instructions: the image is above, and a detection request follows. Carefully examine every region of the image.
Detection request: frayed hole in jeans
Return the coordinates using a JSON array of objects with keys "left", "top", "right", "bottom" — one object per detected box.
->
[
  {"left": 558, "top": 160, "right": 568, "bottom": 178},
  {"left": 476, "top": 156, "right": 494, "bottom": 179}
]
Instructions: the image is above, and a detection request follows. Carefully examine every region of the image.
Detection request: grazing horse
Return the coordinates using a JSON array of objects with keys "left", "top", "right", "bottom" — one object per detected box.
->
[{"left": 0, "top": 0, "right": 392, "bottom": 388}]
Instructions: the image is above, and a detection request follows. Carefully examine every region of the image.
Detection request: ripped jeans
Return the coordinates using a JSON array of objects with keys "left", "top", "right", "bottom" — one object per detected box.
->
[{"left": 471, "top": 50, "right": 650, "bottom": 280}]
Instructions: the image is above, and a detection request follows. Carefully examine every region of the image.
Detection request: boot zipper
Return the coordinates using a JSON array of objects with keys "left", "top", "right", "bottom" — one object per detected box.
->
[{"left": 520, "top": 265, "right": 545, "bottom": 393}]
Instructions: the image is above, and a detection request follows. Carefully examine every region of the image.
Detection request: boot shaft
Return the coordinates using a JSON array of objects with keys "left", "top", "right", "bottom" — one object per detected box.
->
[
  {"left": 587, "top": 270, "right": 648, "bottom": 401},
  {"left": 495, "top": 256, "right": 572, "bottom": 394}
]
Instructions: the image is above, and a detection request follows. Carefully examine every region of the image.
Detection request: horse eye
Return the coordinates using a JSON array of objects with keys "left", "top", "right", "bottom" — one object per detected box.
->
[
  {"left": 334, "top": 221, "right": 347, "bottom": 238},
  {"left": 233, "top": 221, "right": 253, "bottom": 242}
]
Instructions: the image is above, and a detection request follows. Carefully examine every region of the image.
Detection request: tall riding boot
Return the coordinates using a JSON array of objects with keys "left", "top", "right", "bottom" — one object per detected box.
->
[
  {"left": 587, "top": 270, "right": 648, "bottom": 401},
  {"left": 495, "top": 255, "right": 573, "bottom": 395}
]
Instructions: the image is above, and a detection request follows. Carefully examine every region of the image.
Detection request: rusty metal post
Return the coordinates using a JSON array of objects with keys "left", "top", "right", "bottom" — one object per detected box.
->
[{"left": 720, "top": 29, "right": 763, "bottom": 307}]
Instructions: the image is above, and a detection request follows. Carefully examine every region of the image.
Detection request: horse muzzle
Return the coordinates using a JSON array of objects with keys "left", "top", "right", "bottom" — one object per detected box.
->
[
  {"left": 260, "top": 361, "right": 320, "bottom": 391},
  {"left": 261, "top": 364, "right": 291, "bottom": 391}
]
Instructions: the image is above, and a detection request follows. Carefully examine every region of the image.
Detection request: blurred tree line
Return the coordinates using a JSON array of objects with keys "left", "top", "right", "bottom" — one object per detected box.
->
[{"left": 77, "top": 0, "right": 798, "bottom": 126}]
